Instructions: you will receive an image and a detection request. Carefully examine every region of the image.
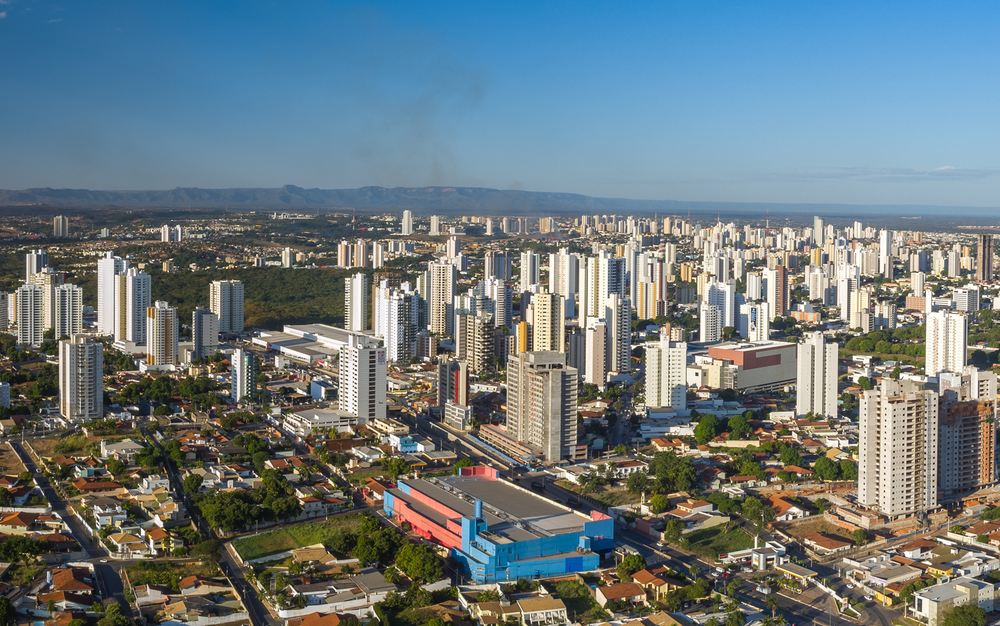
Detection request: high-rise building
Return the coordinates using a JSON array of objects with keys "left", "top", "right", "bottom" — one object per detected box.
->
[
  {"left": 813, "top": 216, "right": 824, "bottom": 246},
  {"left": 520, "top": 251, "right": 540, "bottom": 292},
  {"left": 25, "top": 249, "right": 47, "bottom": 283},
  {"left": 528, "top": 292, "right": 565, "bottom": 353},
  {"left": 191, "top": 307, "right": 219, "bottom": 359},
  {"left": 645, "top": 339, "right": 687, "bottom": 410},
  {"left": 339, "top": 335, "right": 386, "bottom": 421},
  {"left": 231, "top": 347, "right": 261, "bottom": 403},
  {"left": 209, "top": 280, "right": 244, "bottom": 334},
  {"left": 429, "top": 261, "right": 457, "bottom": 336},
  {"left": 506, "top": 351, "right": 579, "bottom": 461},
  {"left": 0, "top": 293, "right": 8, "bottom": 330},
  {"left": 377, "top": 285, "right": 420, "bottom": 363},
  {"left": 737, "top": 301, "right": 770, "bottom": 342},
  {"left": 605, "top": 294, "right": 631, "bottom": 373},
  {"left": 938, "top": 367, "right": 998, "bottom": 498},
  {"left": 429, "top": 215, "right": 440, "bottom": 235},
  {"left": 585, "top": 319, "right": 607, "bottom": 388},
  {"left": 796, "top": 332, "right": 837, "bottom": 419},
  {"left": 438, "top": 358, "right": 469, "bottom": 408},
  {"left": 954, "top": 285, "right": 980, "bottom": 315},
  {"left": 116, "top": 268, "right": 151, "bottom": 344},
  {"left": 926, "top": 310, "right": 968, "bottom": 378},
  {"left": 15, "top": 284, "right": 43, "bottom": 346},
  {"left": 97, "top": 252, "right": 127, "bottom": 336},
  {"left": 354, "top": 240, "right": 369, "bottom": 269},
  {"left": 53, "top": 283, "right": 83, "bottom": 339},
  {"left": 345, "top": 273, "right": 369, "bottom": 332},
  {"left": 581, "top": 250, "right": 626, "bottom": 328},
  {"left": 53, "top": 215, "right": 69, "bottom": 238},
  {"left": 0, "top": 382, "right": 9, "bottom": 409},
  {"left": 146, "top": 301, "right": 179, "bottom": 367},
  {"left": 401, "top": 210, "right": 414, "bottom": 235},
  {"left": 59, "top": 335, "right": 103, "bottom": 422},
  {"left": 482, "top": 278, "right": 512, "bottom": 329},
  {"left": 281, "top": 247, "right": 293, "bottom": 268},
  {"left": 549, "top": 249, "right": 579, "bottom": 318},
  {"left": 484, "top": 251, "right": 511, "bottom": 282},
  {"left": 763, "top": 266, "right": 788, "bottom": 317},
  {"left": 29, "top": 267, "right": 64, "bottom": 331},
  {"left": 859, "top": 378, "right": 939, "bottom": 518},
  {"left": 977, "top": 233, "right": 994, "bottom": 283}
]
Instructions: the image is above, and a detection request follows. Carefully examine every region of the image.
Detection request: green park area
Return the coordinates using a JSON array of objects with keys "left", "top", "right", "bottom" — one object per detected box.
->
[
  {"left": 684, "top": 526, "right": 754, "bottom": 559},
  {"left": 231, "top": 515, "right": 365, "bottom": 561}
]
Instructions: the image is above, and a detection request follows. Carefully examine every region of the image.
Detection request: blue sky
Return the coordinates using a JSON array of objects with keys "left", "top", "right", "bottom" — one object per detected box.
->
[{"left": 2, "top": 1, "right": 1000, "bottom": 207}]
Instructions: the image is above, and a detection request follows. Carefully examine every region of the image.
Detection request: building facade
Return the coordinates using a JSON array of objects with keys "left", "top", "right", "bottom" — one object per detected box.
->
[
  {"left": 796, "top": 331, "right": 838, "bottom": 419},
  {"left": 59, "top": 335, "right": 103, "bottom": 422},
  {"left": 209, "top": 280, "right": 244, "bottom": 334}
]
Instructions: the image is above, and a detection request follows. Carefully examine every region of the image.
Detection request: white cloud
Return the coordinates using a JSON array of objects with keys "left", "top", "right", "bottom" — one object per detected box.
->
[
  {"left": 48, "top": 18, "right": 61, "bottom": 23},
  {"left": 0, "top": 12, "right": 7, "bottom": 18}
]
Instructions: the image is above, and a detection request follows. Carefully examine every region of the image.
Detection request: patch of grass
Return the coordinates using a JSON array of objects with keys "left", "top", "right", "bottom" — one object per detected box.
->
[
  {"left": 125, "top": 561, "right": 219, "bottom": 593},
  {"left": 551, "top": 580, "right": 610, "bottom": 624},
  {"left": 685, "top": 526, "right": 754, "bottom": 559},
  {"left": 231, "top": 515, "right": 365, "bottom": 561},
  {"left": 346, "top": 468, "right": 389, "bottom": 484},
  {"left": 5, "top": 562, "right": 45, "bottom": 586}
]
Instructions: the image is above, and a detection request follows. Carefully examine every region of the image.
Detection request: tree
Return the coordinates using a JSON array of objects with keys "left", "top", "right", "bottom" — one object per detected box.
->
[
  {"left": 44, "top": 599, "right": 56, "bottom": 617},
  {"left": 382, "top": 456, "right": 411, "bottom": 481},
  {"left": 765, "top": 595, "right": 779, "bottom": 617},
  {"left": 453, "top": 459, "right": 475, "bottom": 474},
  {"left": 617, "top": 553, "right": 646, "bottom": 581},
  {"left": 626, "top": 471, "right": 649, "bottom": 495},
  {"left": 615, "top": 444, "right": 629, "bottom": 456},
  {"left": 0, "top": 490, "right": 12, "bottom": 506},
  {"left": 941, "top": 604, "right": 987, "bottom": 626},
  {"left": 858, "top": 376, "right": 874, "bottom": 391},
  {"left": 182, "top": 474, "right": 204, "bottom": 494},
  {"left": 890, "top": 367, "right": 902, "bottom": 380},
  {"left": 97, "top": 603, "right": 129, "bottom": 626},
  {"left": 813, "top": 457, "right": 840, "bottom": 481},
  {"left": 650, "top": 494, "right": 670, "bottom": 514},
  {"left": 779, "top": 446, "right": 802, "bottom": 468},
  {"left": 395, "top": 543, "right": 444, "bottom": 582},
  {"left": 727, "top": 414, "right": 751, "bottom": 439},
  {"left": 852, "top": 529, "right": 868, "bottom": 546},
  {"left": 0, "top": 597, "right": 17, "bottom": 626},
  {"left": 742, "top": 496, "right": 763, "bottom": 522},
  {"left": 694, "top": 414, "right": 720, "bottom": 445},
  {"left": 839, "top": 460, "right": 858, "bottom": 481}
]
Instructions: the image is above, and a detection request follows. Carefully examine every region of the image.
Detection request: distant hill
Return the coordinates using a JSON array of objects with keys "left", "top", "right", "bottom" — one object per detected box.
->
[{"left": 0, "top": 184, "right": 995, "bottom": 218}]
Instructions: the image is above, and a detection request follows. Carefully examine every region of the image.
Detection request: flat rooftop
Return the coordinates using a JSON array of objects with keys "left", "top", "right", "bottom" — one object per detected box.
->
[{"left": 392, "top": 474, "right": 591, "bottom": 543}]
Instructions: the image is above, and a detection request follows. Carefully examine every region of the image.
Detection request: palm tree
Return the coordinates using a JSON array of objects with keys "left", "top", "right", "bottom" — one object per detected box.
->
[
  {"left": 44, "top": 599, "right": 56, "bottom": 616},
  {"left": 765, "top": 594, "right": 779, "bottom": 617}
]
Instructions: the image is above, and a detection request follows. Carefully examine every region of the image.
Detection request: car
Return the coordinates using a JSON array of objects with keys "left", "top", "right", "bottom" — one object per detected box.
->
[
  {"left": 715, "top": 567, "right": 725, "bottom": 573},
  {"left": 100, "top": 559, "right": 108, "bottom": 563},
  {"left": 847, "top": 584, "right": 854, "bottom": 589},
  {"left": 865, "top": 596, "right": 873, "bottom": 601},
  {"left": 656, "top": 541, "right": 665, "bottom": 547}
]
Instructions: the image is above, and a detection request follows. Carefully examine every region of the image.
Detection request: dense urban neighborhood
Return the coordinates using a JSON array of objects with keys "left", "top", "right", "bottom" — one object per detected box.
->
[{"left": 0, "top": 207, "right": 996, "bottom": 626}]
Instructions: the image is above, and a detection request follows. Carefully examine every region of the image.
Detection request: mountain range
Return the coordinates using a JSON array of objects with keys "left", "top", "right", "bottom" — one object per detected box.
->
[{"left": 0, "top": 185, "right": 996, "bottom": 218}]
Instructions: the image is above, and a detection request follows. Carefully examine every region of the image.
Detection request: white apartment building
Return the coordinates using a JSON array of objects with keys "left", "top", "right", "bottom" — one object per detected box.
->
[
  {"left": 209, "top": 280, "right": 244, "bottom": 334},
  {"left": 146, "top": 301, "right": 179, "bottom": 367},
  {"left": 796, "top": 331, "right": 837, "bottom": 419},
  {"left": 605, "top": 293, "right": 631, "bottom": 373},
  {"left": 53, "top": 283, "right": 83, "bottom": 339},
  {"left": 401, "top": 210, "right": 413, "bottom": 235},
  {"left": 858, "top": 378, "right": 939, "bottom": 518},
  {"left": 97, "top": 252, "right": 128, "bottom": 336},
  {"left": 737, "top": 301, "right": 770, "bottom": 342},
  {"left": 59, "top": 335, "right": 103, "bottom": 422},
  {"left": 345, "top": 273, "right": 368, "bottom": 333},
  {"left": 15, "top": 284, "right": 43, "bottom": 346},
  {"left": 548, "top": 248, "right": 579, "bottom": 317},
  {"left": 520, "top": 251, "right": 540, "bottom": 292},
  {"left": 429, "top": 261, "right": 457, "bottom": 336},
  {"left": 584, "top": 319, "right": 607, "bottom": 388},
  {"left": 926, "top": 310, "right": 968, "bottom": 378},
  {"left": 116, "top": 268, "right": 151, "bottom": 344},
  {"left": 645, "top": 339, "right": 687, "bottom": 410},
  {"left": 25, "top": 249, "right": 47, "bottom": 283},
  {"left": 528, "top": 292, "right": 565, "bottom": 353},
  {"left": 339, "top": 335, "right": 386, "bottom": 422}
]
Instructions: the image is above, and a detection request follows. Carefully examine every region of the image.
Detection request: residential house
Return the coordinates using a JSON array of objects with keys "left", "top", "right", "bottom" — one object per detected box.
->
[
  {"left": 107, "top": 533, "right": 149, "bottom": 557},
  {"left": 49, "top": 568, "right": 95, "bottom": 596},
  {"left": 768, "top": 496, "right": 808, "bottom": 521},
  {"left": 71, "top": 478, "right": 123, "bottom": 494},
  {"left": 516, "top": 597, "right": 570, "bottom": 626},
  {"left": 631, "top": 568, "right": 685, "bottom": 601},
  {"left": 800, "top": 532, "right": 852, "bottom": 556},
  {"left": 913, "top": 577, "right": 997, "bottom": 626},
  {"left": 91, "top": 498, "right": 127, "bottom": 529},
  {"left": 596, "top": 583, "right": 647, "bottom": 608},
  {"left": 178, "top": 575, "right": 228, "bottom": 595},
  {"left": 99, "top": 439, "right": 145, "bottom": 463},
  {"left": 36, "top": 592, "right": 93, "bottom": 613}
]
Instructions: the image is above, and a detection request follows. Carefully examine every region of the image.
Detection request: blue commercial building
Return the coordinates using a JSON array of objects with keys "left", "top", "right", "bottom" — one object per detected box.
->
[{"left": 383, "top": 466, "right": 614, "bottom": 583}]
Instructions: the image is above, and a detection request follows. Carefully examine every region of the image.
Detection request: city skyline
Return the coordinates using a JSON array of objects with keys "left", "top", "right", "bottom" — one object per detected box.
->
[{"left": 2, "top": 3, "right": 1000, "bottom": 209}]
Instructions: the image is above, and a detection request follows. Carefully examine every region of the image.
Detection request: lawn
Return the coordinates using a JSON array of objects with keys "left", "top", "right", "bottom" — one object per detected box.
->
[
  {"left": 550, "top": 580, "right": 611, "bottom": 624},
  {"left": 231, "top": 515, "right": 365, "bottom": 561},
  {"left": 4, "top": 562, "right": 44, "bottom": 586},
  {"left": 125, "top": 561, "right": 219, "bottom": 593},
  {"left": 684, "top": 526, "right": 754, "bottom": 559}
]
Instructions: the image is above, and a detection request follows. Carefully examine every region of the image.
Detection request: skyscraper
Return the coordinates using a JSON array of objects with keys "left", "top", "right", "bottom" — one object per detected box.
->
[
  {"left": 116, "top": 268, "right": 151, "bottom": 344},
  {"left": 938, "top": 367, "right": 998, "bottom": 498},
  {"left": 53, "top": 283, "right": 83, "bottom": 339},
  {"left": 926, "top": 310, "right": 968, "bottom": 378},
  {"left": 231, "top": 347, "right": 261, "bottom": 403},
  {"left": 345, "top": 273, "right": 369, "bottom": 332},
  {"left": 859, "top": 378, "right": 938, "bottom": 518},
  {"left": 584, "top": 319, "right": 607, "bottom": 388},
  {"left": 484, "top": 251, "right": 511, "bottom": 281},
  {"left": 15, "top": 284, "right": 43, "bottom": 346},
  {"left": 59, "top": 335, "right": 103, "bottom": 422},
  {"left": 763, "top": 265, "right": 788, "bottom": 317},
  {"left": 437, "top": 357, "right": 469, "bottom": 408},
  {"left": 737, "top": 301, "right": 770, "bottom": 342},
  {"left": 429, "top": 215, "right": 440, "bottom": 235},
  {"left": 506, "top": 351, "right": 579, "bottom": 461},
  {"left": 429, "top": 261, "right": 457, "bottom": 336},
  {"left": 209, "top": 280, "right": 244, "bottom": 334},
  {"left": 796, "top": 331, "right": 837, "bottom": 419},
  {"left": 549, "top": 248, "right": 579, "bottom": 317},
  {"left": 97, "top": 252, "right": 127, "bottom": 336},
  {"left": 813, "top": 216, "right": 824, "bottom": 246},
  {"left": 645, "top": 338, "right": 687, "bottom": 410},
  {"left": 519, "top": 251, "right": 540, "bottom": 291},
  {"left": 482, "top": 278, "right": 512, "bottom": 329},
  {"left": 378, "top": 286, "right": 419, "bottom": 363},
  {"left": 25, "top": 249, "right": 47, "bottom": 283},
  {"left": 192, "top": 307, "right": 219, "bottom": 359},
  {"left": 605, "top": 294, "right": 631, "bottom": 373},
  {"left": 29, "top": 268, "right": 64, "bottom": 331},
  {"left": 401, "top": 210, "right": 414, "bottom": 235},
  {"left": 146, "top": 301, "right": 179, "bottom": 367},
  {"left": 53, "top": 215, "right": 69, "bottom": 238},
  {"left": 528, "top": 292, "right": 565, "bottom": 353},
  {"left": 339, "top": 335, "right": 386, "bottom": 421},
  {"left": 977, "top": 232, "right": 994, "bottom": 283}
]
